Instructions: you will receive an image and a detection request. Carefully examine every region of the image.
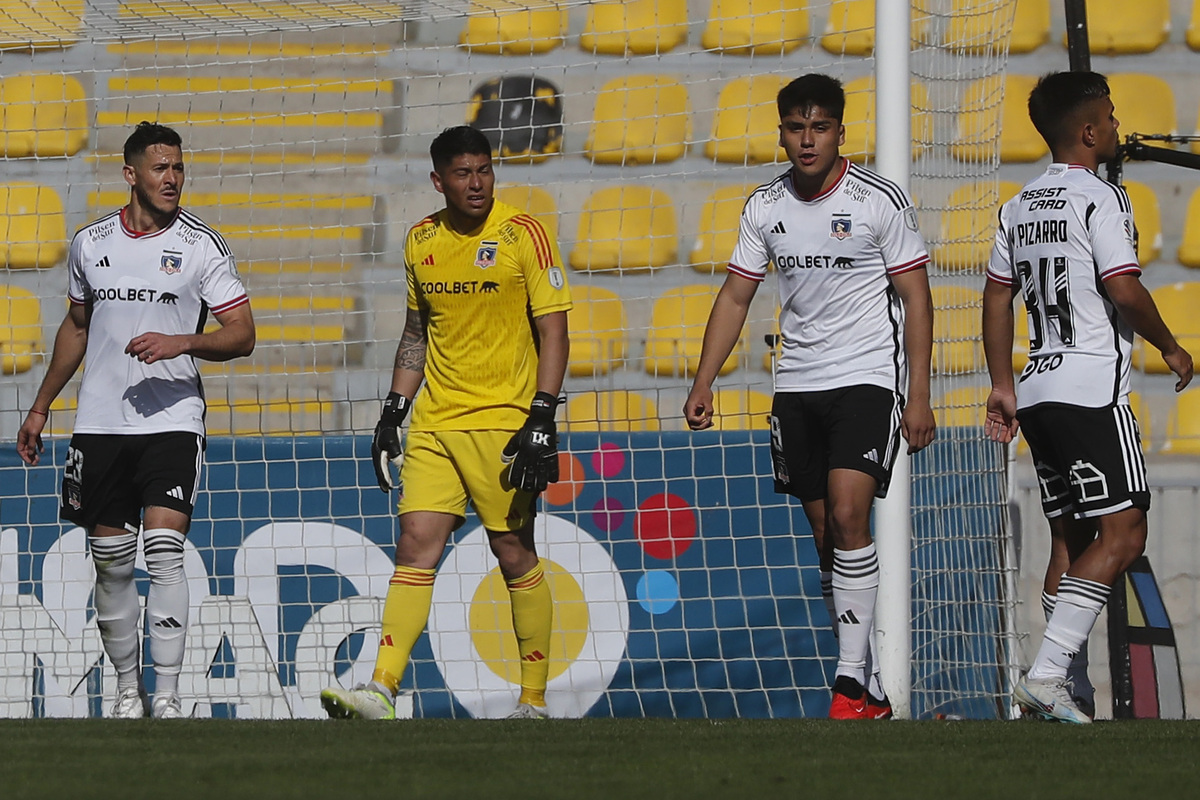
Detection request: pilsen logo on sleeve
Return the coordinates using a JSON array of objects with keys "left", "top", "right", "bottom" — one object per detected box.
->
[{"left": 160, "top": 252, "right": 183, "bottom": 274}]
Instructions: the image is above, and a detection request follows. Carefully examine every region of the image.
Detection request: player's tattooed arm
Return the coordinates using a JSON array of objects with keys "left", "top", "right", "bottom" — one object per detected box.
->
[{"left": 394, "top": 308, "right": 427, "bottom": 374}]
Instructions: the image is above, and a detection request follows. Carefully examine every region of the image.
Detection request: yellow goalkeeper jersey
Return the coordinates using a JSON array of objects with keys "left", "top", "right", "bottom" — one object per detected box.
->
[{"left": 404, "top": 199, "right": 572, "bottom": 432}]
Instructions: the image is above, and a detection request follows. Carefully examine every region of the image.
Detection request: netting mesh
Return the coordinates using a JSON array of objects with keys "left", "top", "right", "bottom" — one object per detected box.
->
[{"left": 0, "top": 0, "right": 1018, "bottom": 718}]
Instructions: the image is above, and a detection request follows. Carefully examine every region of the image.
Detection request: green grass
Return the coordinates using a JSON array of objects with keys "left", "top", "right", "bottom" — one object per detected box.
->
[{"left": 3, "top": 718, "right": 1198, "bottom": 799}]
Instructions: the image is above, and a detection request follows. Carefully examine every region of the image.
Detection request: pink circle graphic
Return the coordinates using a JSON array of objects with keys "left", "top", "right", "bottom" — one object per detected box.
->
[
  {"left": 590, "top": 443, "right": 626, "bottom": 478},
  {"left": 591, "top": 497, "right": 626, "bottom": 532},
  {"left": 634, "top": 493, "right": 696, "bottom": 559}
]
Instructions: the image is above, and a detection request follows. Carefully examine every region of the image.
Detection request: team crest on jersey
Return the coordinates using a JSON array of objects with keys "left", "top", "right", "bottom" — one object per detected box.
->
[
  {"left": 474, "top": 241, "right": 499, "bottom": 269},
  {"left": 830, "top": 216, "right": 853, "bottom": 239},
  {"left": 160, "top": 253, "right": 183, "bottom": 275}
]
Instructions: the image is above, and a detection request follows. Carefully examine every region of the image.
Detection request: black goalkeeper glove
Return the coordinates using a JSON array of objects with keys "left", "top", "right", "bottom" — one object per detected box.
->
[
  {"left": 372, "top": 392, "right": 410, "bottom": 493},
  {"left": 501, "top": 392, "right": 560, "bottom": 493}
]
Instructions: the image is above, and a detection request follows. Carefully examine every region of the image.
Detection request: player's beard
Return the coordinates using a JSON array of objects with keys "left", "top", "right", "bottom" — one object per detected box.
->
[{"left": 134, "top": 183, "right": 180, "bottom": 220}]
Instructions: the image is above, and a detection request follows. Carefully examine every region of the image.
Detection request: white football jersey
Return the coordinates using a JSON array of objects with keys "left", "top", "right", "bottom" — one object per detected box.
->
[
  {"left": 986, "top": 163, "right": 1141, "bottom": 409},
  {"left": 67, "top": 208, "right": 248, "bottom": 435},
  {"left": 729, "top": 160, "right": 930, "bottom": 394}
]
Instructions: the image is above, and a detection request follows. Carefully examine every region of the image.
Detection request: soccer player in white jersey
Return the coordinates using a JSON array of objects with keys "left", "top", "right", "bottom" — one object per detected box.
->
[
  {"left": 983, "top": 72, "right": 1192, "bottom": 724},
  {"left": 16, "top": 122, "right": 255, "bottom": 720},
  {"left": 684, "top": 74, "right": 936, "bottom": 720}
]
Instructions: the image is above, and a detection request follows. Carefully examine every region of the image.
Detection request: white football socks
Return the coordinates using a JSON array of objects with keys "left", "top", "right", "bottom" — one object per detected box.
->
[
  {"left": 832, "top": 543, "right": 879, "bottom": 686},
  {"left": 1028, "top": 576, "right": 1109, "bottom": 682},
  {"left": 1041, "top": 586, "right": 1094, "bottom": 694},
  {"left": 89, "top": 532, "right": 142, "bottom": 692},
  {"left": 143, "top": 528, "right": 189, "bottom": 697},
  {"left": 824, "top": 567, "right": 885, "bottom": 699}
]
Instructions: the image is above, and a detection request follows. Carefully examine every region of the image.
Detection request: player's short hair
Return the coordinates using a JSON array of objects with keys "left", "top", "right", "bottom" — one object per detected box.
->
[
  {"left": 430, "top": 125, "right": 493, "bottom": 172},
  {"left": 123, "top": 121, "right": 183, "bottom": 164},
  {"left": 777, "top": 74, "right": 846, "bottom": 122},
  {"left": 1028, "top": 71, "right": 1111, "bottom": 149}
]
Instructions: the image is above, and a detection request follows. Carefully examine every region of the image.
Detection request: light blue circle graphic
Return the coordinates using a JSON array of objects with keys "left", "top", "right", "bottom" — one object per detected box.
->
[{"left": 636, "top": 570, "right": 680, "bottom": 615}]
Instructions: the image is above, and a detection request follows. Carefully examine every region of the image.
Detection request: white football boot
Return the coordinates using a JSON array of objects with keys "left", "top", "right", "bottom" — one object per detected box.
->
[
  {"left": 506, "top": 702, "right": 549, "bottom": 720},
  {"left": 110, "top": 686, "right": 150, "bottom": 719},
  {"left": 320, "top": 684, "right": 396, "bottom": 720},
  {"left": 152, "top": 693, "right": 185, "bottom": 719},
  {"left": 1014, "top": 677, "right": 1093, "bottom": 724}
]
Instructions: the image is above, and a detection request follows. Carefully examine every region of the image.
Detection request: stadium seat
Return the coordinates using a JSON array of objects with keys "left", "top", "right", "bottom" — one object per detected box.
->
[
  {"left": 563, "top": 391, "right": 661, "bottom": 432},
  {"left": 1191, "top": 0, "right": 1200, "bottom": 50},
  {"left": 1107, "top": 74, "right": 1176, "bottom": 139},
  {"left": 820, "top": 0, "right": 929, "bottom": 56},
  {"left": 710, "top": 387, "right": 773, "bottom": 430},
  {"left": 1133, "top": 283, "right": 1200, "bottom": 373},
  {"left": 0, "top": 284, "right": 43, "bottom": 374},
  {"left": 1062, "top": 0, "right": 1169, "bottom": 55},
  {"left": 495, "top": 185, "right": 559, "bottom": 242},
  {"left": 459, "top": 1, "right": 567, "bottom": 54},
  {"left": 644, "top": 284, "right": 746, "bottom": 377},
  {"left": 931, "top": 285, "right": 985, "bottom": 374},
  {"left": 0, "top": 73, "right": 88, "bottom": 157},
  {"left": 566, "top": 285, "right": 627, "bottom": 377},
  {"left": 1123, "top": 180, "right": 1161, "bottom": 266},
  {"left": 569, "top": 185, "right": 678, "bottom": 272},
  {"left": 688, "top": 184, "right": 756, "bottom": 274},
  {"left": 945, "top": 0, "right": 1050, "bottom": 54},
  {"left": 934, "top": 386, "right": 989, "bottom": 428},
  {"left": 1163, "top": 391, "right": 1200, "bottom": 455},
  {"left": 951, "top": 75, "right": 1047, "bottom": 164},
  {"left": 1179, "top": 188, "right": 1200, "bottom": 268},
  {"left": 701, "top": 0, "right": 810, "bottom": 55},
  {"left": 118, "top": 1, "right": 401, "bottom": 25},
  {"left": 841, "top": 76, "right": 932, "bottom": 164},
  {"left": 705, "top": 75, "right": 789, "bottom": 164},
  {"left": 0, "top": 183, "right": 66, "bottom": 269},
  {"left": 0, "top": 1, "right": 84, "bottom": 50},
  {"left": 581, "top": 0, "right": 688, "bottom": 55},
  {"left": 205, "top": 398, "right": 335, "bottom": 436},
  {"left": 930, "top": 180, "right": 1022, "bottom": 271},
  {"left": 584, "top": 75, "right": 691, "bottom": 166}
]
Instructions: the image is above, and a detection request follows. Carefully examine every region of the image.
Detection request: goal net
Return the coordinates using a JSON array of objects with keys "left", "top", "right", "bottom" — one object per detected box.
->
[{"left": 0, "top": 0, "right": 1020, "bottom": 719}]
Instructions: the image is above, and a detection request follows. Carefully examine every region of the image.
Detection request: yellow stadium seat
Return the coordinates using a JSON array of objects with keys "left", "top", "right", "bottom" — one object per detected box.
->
[
  {"left": 1108, "top": 74, "right": 1176, "bottom": 139},
  {"left": 945, "top": 0, "right": 1049, "bottom": 54},
  {"left": 931, "top": 285, "right": 985, "bottom": 375},
  {"left": 0, "top": 183, "right": 66, "bottom": 269},
  {"left": 689, "top": 184, "right": 756, "bottom": 273},
  {"left": 1063, "top": 0, "right": 1169, "bottom": 54},
  {"left": 584, "top": 75, "right": 691, "bottom": 166},
  {"left": 841, "top": 76, "right": 932, "bottom": 164},
  {"left": 569, "top": 185, "right": 678, "bottom": 272},
  {"left": 119, "top": 1, "right": 401, "bottom": 26},
  {"left": 0, "top": 1, "right": 84, "bottom": 50},
  {"left": 1122, "top": 180, "right": 1161, "bottom": 266},
  {"left": 1163, "top": 392, "right": 1200, "bottom": 455},
  {"left": 581, "top": 0, "right": 688, "bottom": 55},
  {"left": 934, "top": 386, "right": 989, "bottom": 428},
  {"left": 644, "top": 284, "right": 746, "bottom": 377},
  {"left": 710, "top": 387, "right": 773, "bottom": 430},
  {"left": 0, "top": 73, "right": 88, "bottom": 157},
  {"left": 496, "top": 185, "right": 559, "bottom": 242},
  {"left": 205, "top": 398, "right": 335, "bottom": 436},
  {"left": 459, "top": 1, "right": 567, "bottom": 54},
  {"left": 566, "top": 285, "right": 627, "bottom": 377},
  {"left": 705, "top": 75, "right": 789, "bottom": 164},
  {"left": 951, "top": 75, "right": 1047, "bottom": 164},
  {"left": 701, "top": 0, "right": 810, "bottom": 55},
  {"left": 930, "top": 180, "right": 1022, "bottom": 271},
  {"left": 821, "top": 0, "right": 929, "bottom": 56},
  {"left": 564, "top": 391, "right": 660, "bottom": 432},
  {"left": 1133, "top": 283, "right": 1200, "bottom": 373},
  {"left": 1191, "top": 0, "right": 1200, "bottom": 50},
  {"left": 0, "top": 284, "right": 43, "bottom": 374},
  {"left": 1179, "top": 188, "right": 1200, "bottom": 268}
]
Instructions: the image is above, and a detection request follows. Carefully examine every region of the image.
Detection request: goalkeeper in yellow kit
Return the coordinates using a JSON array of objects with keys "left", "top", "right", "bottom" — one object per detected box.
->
[{"left": 321, "top": 126, "right": 572, "bottom": 719}]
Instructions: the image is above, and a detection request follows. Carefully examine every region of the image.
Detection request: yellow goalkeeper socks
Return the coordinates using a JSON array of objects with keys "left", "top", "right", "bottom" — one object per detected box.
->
[
  {"left": 507, "top": 560, "right": 552, "bottom": 708},
  {"left": 371, "top": 565, "right": 436, "bottom": 696}
]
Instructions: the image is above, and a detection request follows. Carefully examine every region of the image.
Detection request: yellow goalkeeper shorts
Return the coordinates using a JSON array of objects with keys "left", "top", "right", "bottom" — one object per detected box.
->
[{"left": 397, "top": 429, "right": 536, "bottom": 532}]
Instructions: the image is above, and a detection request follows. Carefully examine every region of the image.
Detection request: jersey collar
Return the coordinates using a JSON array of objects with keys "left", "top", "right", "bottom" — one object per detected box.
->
[
  {"left": 120, "top": 206, "right": 181, "bottom": 239},
  {"left": 789, "top": 157, "right": 849, "bottom": 203}
]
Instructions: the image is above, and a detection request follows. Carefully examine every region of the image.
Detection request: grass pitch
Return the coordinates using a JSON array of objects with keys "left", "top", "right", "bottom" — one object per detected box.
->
[{"left": 3, "top": 718, "right": 1198, "bottom": 799}]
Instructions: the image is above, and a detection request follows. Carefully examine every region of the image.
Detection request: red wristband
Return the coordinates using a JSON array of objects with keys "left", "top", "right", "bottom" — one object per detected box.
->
[{"left": 28, "top": 408, "right": 48, "bottom": 417}]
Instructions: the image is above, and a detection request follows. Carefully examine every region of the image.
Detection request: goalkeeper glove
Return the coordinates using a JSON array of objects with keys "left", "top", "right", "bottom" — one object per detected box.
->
[
  {"left": 372, "top": 392, "right": 410, "bottom": 493},
  {"left": 501, "top": 392, "right": 560, "bottom": 493}
]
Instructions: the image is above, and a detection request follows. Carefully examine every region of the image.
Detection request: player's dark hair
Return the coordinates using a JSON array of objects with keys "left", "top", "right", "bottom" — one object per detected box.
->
[
  {"left": 123, "top": 121, "right": 183, "bottom": 164},
  {"left": 1028, "top": 71, "right": 1111, "bottom": 149},
  {"left": 777, "top": 74, "right": 846, "bottom": 122},
  {"left": 430, "top": 125, "right": 493, "bottom": 171}
]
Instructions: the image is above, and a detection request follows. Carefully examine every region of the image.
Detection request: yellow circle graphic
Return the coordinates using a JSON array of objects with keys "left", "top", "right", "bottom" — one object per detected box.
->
[{"left": 467, "top": 559, "right": 589, "bottom": 684}]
